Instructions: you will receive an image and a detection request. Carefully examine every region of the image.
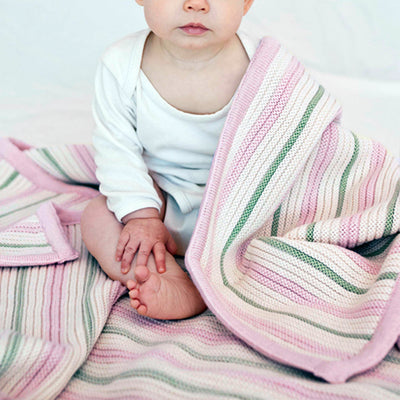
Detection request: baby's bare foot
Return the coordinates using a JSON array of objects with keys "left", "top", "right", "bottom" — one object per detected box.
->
[{"left": 127, "top": 253, "right": 206, "bottom": 320}]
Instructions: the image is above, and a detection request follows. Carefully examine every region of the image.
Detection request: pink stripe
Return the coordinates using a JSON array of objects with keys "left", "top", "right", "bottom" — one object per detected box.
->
[
  {"left": 49, "top": 259, "right": 65, "bottom": 341},
  {"left": 41, "top": 265, "right": 57, "bottom": 341},
  {"left": 339, "top": 246, "right": 384, "bottom": 274},
  {"left": 70, "top": 145, "right": 98, "bottom": 183},
  {"left": 359, "top": 141, "right": 387, "bottom": 210},
  {"left": 109, "top": 283, "right": 126, "bottom": 306},
  {"left": 298, "top": 122, "right": 339, "bottom": 225},
  {"left": 5, "top": 224, "right": 43, "bottom": 235},
  {"left": 339, "top": 213, "right": 362, "bottom": 248},
  {"left": 389, "top": 239, "right": 400, "bottom": 254}
]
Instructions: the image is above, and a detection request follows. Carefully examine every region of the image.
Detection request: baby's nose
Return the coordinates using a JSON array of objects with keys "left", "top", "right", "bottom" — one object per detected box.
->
[{"left": 183, "top": 0, "right": 210, "bottom": 13}]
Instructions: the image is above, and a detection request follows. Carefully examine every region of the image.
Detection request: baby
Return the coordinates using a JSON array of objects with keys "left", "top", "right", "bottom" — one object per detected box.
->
[{"left": 81, "top": 0, "right": 255, "bottom": 320}]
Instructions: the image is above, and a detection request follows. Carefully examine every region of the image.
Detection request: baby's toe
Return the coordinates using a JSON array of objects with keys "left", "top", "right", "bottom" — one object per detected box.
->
[
  {"left": 126, "top": 279, "right": 137, "bottom": 290},
  {"left": 129, "top": 289, "right": 140, "bottom": 299},
  {"left": 130, "top": 299, "right": 141, "bottom": 309},
  {"left": 137, "top": 304, "right": 147, "bottom": 316}
]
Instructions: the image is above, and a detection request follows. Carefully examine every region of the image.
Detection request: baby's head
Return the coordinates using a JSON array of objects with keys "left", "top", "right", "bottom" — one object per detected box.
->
[{"left": 135, "top": 0, "right": 254, "bottom": 50}]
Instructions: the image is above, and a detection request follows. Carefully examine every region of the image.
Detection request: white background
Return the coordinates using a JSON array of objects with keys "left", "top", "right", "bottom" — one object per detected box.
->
[{"left": 1, "top": 0, "right": 399, "bottom": 156}]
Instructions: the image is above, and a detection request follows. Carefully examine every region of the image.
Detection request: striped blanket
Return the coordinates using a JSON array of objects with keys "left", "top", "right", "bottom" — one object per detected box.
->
[
  {"left": 186, "top": 37, "right": 400, "bottom": 384},
  {"left": 0, "top": 36, "right": 399, "bottom": 399}
]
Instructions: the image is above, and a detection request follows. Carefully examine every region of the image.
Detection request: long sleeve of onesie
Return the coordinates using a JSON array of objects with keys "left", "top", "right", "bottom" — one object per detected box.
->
[{"left": 92, "top": 61, "right": 162, "bottom": 222}]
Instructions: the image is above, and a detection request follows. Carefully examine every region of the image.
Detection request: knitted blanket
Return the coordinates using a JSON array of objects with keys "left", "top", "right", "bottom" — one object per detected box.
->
[
  {"left": 0, "top": 37, "right": 400, "bottom": 399},
  {"left": 185, "top": 37, "right": 400, "bottom": 383}
]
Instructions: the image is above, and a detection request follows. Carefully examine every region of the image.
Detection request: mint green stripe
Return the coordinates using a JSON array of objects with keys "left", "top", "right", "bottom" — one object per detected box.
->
[
  {"left": 221, "top": 85, "right": 325, "bottom": 273},
  {"left": 0, "top": 243, "right": 49, "bottom": 248},
  {"left": 82, "top": 256, "right": 98, "bottom": 347},
  {"left": 384, "top": 180, "right": 400, "bottom": 236},
  {"left": 13, "top": 268, "right": 28, "bottom": 332},
  {"left": 376, "top": 272, "right": 398, "bottom": 281},
  {"left": 0, "top": 194, "right": 60, "bottom": 218},
  {"left": 384, "top": 353, "right": 400, "bottom": 364},
  {"left": 0, "top": 269, "right": 27, "bottom": 377},
  {"left": 306, "top": 223, "right": 316, "bottom": 242},
  {"left": 271, "top": 205, "right": 281, "bottom": 236},
  {"left": 39, "top": 148, "right": 72, "bottom": 180},
  {"left": 262, "top": 237, "right": 367, "bottom": 294},
  {"left": 0, "top": 333, "right": 23, "bottom": 378},
  {"left": 101, "top": 326, "right": 272, "bottom": 369},
  {"left": 75, "top": 368, "right": 264, "bottom": 399},
  {"left": 0, "top": 171, "right": 19, "bottom": 190},
  {"left": 78, "top": 324, "right": 310, "bottom": 385},
  {"left": 336, "top": 132, "right": 359, "bottom": 217}
]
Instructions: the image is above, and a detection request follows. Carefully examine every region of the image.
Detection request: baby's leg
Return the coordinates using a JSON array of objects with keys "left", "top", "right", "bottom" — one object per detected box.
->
[
  {"left": 81, "top": 195, "right": 135, "bottom": 286},
  {"left": 81, "top": 195, "right": 206, "bottom": 319}
]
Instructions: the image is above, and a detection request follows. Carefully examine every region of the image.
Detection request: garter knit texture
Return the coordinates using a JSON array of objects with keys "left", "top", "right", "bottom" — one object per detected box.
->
[{"left": 0, "top": 36, "right": 399, "bottom": 398}]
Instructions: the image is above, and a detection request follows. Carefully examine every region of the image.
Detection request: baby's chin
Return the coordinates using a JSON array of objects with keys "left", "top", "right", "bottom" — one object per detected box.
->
[{"left": 171, "top": 33, "right": 236, "bottom": 53}]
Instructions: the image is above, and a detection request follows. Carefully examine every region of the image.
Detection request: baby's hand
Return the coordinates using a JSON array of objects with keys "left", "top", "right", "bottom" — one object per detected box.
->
[{"left": 116, "top": 216, "right": 177, "bottom": 275}]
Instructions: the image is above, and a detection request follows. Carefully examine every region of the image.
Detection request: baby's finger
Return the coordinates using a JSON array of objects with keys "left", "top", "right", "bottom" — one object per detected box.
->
[
  {"left": 153, "top": 242, "right": 166, "bottom": 273},
  {"left": 135, "top": 243, "right": 152, "bottom": 268},
  {"left": 116, "top": 231, "right": 130, "bottom": 261},
  {"left": 121, "top": 241, "right": 139, "bottom": 273}
]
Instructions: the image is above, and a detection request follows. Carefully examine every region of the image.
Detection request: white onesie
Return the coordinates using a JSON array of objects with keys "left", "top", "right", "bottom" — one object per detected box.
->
[{"left": 93, "top": 29, "right": 259, "bottom": 254}]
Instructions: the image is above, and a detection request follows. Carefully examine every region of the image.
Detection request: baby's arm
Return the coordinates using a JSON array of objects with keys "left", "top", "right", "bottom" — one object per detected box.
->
[
  {"left": 92, "top": 60, "right": 175, "bottom": 273},
  {"left": 116, "top": 208, "right": 177, "bottom": 274},
  {"left": 93, "top": 61, "right": 162, "bottom": 221}
]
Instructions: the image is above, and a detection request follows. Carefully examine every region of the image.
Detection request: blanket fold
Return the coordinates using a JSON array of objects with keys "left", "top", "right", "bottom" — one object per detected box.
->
[
  {"left": 0, "top": 202, "right": 80, "bottom": 267},
  {"left": 185, "top": 37, "right": 400, "bottom": 383}
]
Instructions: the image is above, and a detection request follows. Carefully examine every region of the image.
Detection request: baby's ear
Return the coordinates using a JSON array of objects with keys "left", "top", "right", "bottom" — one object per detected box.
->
[{"left": 243, "top": 0, "right": 255, "bottom": 15}]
